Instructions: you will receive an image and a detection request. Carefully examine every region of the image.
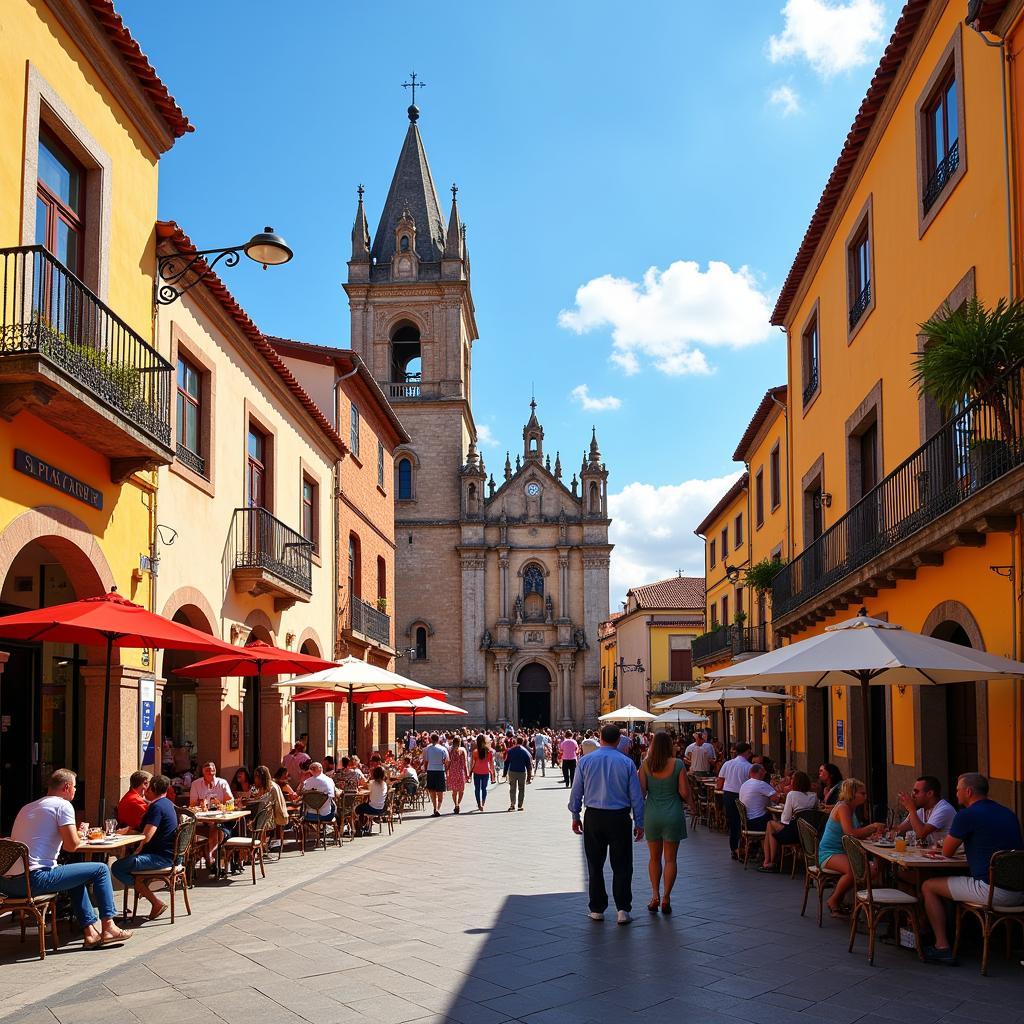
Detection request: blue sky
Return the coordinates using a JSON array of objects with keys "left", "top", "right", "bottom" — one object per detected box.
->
[{"left": 121, "top": 0, "right": 895, "bottom": 599}]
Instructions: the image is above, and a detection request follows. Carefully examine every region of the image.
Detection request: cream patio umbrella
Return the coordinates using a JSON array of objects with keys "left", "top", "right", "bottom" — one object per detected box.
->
[
  {"left": 706, "top": 611, "right": 1024, "bottom": 809},
  {"left": 652, "top": 709, "right": 709, "bottom": 728},
  {"left": 598, "top": 704, "right": 657, "bottom": 723}
]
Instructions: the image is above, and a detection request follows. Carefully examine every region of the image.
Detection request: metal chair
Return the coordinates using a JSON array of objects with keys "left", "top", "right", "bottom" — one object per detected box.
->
[
  {"left": 0, "top": 840, "right": 60, "bottom": 959},
  {"left": 221, "top": 798, "right": 274, "bottom": 884},
  {"left": 797, "top": 817, "right": 841, "bottom": 927},
  {"left": 685, "top": 774, "right": 701, "bottom": 832},
  {"left": 123, "top": 815, "right": 196, "bottom": 924},
  {"left": 300, "top": 791, "right": 335, "bottom": 851},
  {"left": 953, "top": 849, "right": 1024, "bottom": 975},
  {"left": 337, "top": 791, "right": 359, "bottom": 842},
  {"left": 737, "top": 801, "right": 766, "bottom": 869},
  {"left": 362, "top": 790, "right": 395, "bottom": 837},
  {"left": 842, "top": 834, "right": 921, "bottom": 965}
]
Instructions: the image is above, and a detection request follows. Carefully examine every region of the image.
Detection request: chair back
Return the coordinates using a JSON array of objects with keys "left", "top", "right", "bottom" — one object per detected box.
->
[
  {"left": 0, "top": 840, "right": 32, "bottom": 897},
  {"left": 737, "top": 800, "right": 751, "bottom": 831},
  {"left": 173, "top": 815, "right": 197, "bottom": 863},
  {"left": 796, "top": 817, "right": 819, "bottom": 867},
  {"left": 250, "top": 797, "right": 275, "bottom": 836},
  {"left": 797, "top": 807, "right": 829, "bottom": 836},
  {"left": 988, "top": 849, "right": 1024, "bottom": 909},
  {"left": 302, "top": 790, "right": 329, "bottom": 815},
  {"left": 842, "top": 834, "right": 871, "bottom": 898}
]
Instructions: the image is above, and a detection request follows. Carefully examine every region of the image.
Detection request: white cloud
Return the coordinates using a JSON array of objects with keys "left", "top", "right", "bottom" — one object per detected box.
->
[
  {"left": 571, "top": 384, "right": 622, "bottom": 412},
  {"left": 770, "top": 84, "right": 801, "bottom": 116},
  {"left": 558, "top": 260, "right": 774, "bottom": 377},
  {"left": 768, "top": 0, "right": 886, "bottom": 78},
  {"left": 608, "top": 473, "right": 742, "bottom": 607},
  {"left": 476, "top": 424, "right": 499, "bottom": 448}
]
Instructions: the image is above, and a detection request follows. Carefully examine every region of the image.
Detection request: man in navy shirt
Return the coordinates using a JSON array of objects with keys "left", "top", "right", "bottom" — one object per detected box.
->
[
  {"left": 112, "top": 774, "right": 179, "bottom": 921},
  {"left": 921, "top": 772, "right": 1023, "bottom": 964},
  {"left": 503, "top": 737, "right": 534, "bottom": 811}
]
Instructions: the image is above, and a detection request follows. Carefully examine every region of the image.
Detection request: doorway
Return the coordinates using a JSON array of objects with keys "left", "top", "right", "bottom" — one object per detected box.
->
[
  {"left": 869, "top": 686, "right": 889, "bottom": 820},
  {"left": 517, "top": 663, "right": 551, "bottom": 728}
]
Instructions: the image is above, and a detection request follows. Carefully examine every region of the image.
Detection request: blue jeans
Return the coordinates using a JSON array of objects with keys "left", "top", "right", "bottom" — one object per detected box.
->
[
  {"left": 0, "top": 862, "right": 116, "bottom": 927},
  {"left": 111, "top": 852, "right": 172, "bottom": 887},
  {"left": 473, "top": 773, "right": 489, "bottom": 804}
]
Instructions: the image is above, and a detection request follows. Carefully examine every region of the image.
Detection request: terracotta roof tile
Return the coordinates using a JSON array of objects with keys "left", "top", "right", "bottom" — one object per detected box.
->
[
  {"left": 86, "top": 1, "right": 193, "bottom": 140},
  {"left": 694, "top": 473, "right": 748, "bottom": 537},
  {"left": 156, "top": 221, "right": 347, "bottom": 458},
  {"left": 628, "top": 576, "right": 705, "bottom": 610},
  {"left": 733, "top": 387, "right": 786, "bottom": 463}
]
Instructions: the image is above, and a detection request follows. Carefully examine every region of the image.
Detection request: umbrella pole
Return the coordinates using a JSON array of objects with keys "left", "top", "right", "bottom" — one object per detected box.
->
[
  {"left": 348, "top": 683, "right": 356, "bottom": 757},
  {"left": 253, "top": 664, "right": 262, "bottom": 770},
  {"left": 98, "top": 634, "right": 113, "bottom": 823}
]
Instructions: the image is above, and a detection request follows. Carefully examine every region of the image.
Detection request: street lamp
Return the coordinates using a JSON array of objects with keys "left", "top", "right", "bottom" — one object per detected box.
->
[
  {"left": 157, "top": 226, "right": 293, "bottom": 304},
  {"left": 725, "top": 564, "right": 742, "bottom": 583}
]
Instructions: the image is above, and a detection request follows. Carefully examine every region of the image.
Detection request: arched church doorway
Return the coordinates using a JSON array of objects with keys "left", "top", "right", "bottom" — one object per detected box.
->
[
  {"left": 517, "top": 663, "right": 551, "bottom": 728},
  {"left": 0, "top": 538, "right": 105, "bottom": 831}
]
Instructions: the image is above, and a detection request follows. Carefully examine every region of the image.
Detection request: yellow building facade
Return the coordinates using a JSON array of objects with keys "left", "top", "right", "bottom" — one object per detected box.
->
[
  {"left": 770, "top": 0, "right": 1024, "bottom": 816},
  {"left": 0, "top": 0, "right": 192, "bottom": 825}
]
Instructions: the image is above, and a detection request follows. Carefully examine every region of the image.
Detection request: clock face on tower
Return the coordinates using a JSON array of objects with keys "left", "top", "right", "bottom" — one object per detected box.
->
[{"left": 526, "top": 482, "right": 541, "bottom": 496}]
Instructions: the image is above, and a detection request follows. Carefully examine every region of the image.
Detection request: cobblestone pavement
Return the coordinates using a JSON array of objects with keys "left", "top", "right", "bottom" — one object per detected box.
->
[{"left": 2, "top": 774, "right": 1022, "bottom": 1024}]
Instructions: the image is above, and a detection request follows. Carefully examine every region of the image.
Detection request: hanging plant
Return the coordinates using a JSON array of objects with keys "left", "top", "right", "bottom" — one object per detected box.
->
[{"left": 744, "top": 557, "right": 786, "bottom": 595}]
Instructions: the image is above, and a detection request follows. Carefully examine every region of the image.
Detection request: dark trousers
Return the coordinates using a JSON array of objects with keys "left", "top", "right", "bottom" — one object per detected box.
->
[
  {"left": 562, "top": 758, "right": 577, "bottom": 788},
  {"left": 583, "top": 807, "right": 633, "bottom": 913},
  {"left": 723, "top": 791, "right": 740, "bottom": 851}
]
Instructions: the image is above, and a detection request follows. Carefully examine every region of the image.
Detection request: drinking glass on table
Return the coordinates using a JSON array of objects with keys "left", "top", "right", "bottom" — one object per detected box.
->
[
  {"left": 104, "top": 818, "right": 117, "bottom": 837},
  {"left": 78, "top": 821, "right": 90, "bottom": 839}
]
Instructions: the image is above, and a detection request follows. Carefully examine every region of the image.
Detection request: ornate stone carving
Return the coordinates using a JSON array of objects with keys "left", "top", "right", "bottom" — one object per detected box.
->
[
  {"left": 582, "top": 554, "right": 611, "bottom": 569},
  {"left": 525, "top": 630, "right": 544, "bottom": 643},
  {"left": 480, "top": 629, "right": 493, "bottom": 649},
  {"left": 513, "top": 594, "right": 523, "bottom": 624},
  {"left": 573, "top": 627, "right": 588, "bottom": 650}
]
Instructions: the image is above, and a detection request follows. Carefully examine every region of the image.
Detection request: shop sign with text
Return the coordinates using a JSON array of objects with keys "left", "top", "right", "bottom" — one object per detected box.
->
[{"left": 14, "top": 449, "right": 103, "bottom": 510}]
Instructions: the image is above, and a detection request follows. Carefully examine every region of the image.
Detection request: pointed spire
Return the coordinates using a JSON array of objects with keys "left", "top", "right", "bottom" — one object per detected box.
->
[
  {"left": 581, "top": 452, "right": 588, "bottom": 475},
  {"left": 516, "top": 454, "right": 522, "bottom": 472},
  {"left": 479, "top": 452, "right": 486, "bottom": 477},
  {"left": 504, "top": 451, "right": 512, "bottom": 482},
  {"left": 488, "top": 474, "right": 495, "bottom": 497},
  {"left": 554, "top": 452, "right": 562, "bottom": 480},
  {"left": 588, "top": 426, "right": 602, "bottom": 466},
  {"left": 571, "top": 474, "right": 578, "bottom": 497},
  {"left": 545, "top": 453, "right": 551, "bottom": 472},
  {"left": 444, "top": 183, "right": 463, "bottom": 259},
  {"left": 351, "top": 185, "right": 370, "bottom": 260}
]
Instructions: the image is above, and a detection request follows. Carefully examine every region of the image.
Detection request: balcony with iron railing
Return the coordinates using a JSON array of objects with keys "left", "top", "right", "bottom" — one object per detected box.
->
[
  {"left": 230, "top": 506, "right": 312, "bottom": 610},
  {"left": 384, "top": 377, "right": 465, "bottom": 401},
  {"left": 773, "top": 357, "right": 1024, "bottom": 631},
  {"left": 0, "top": 245, "right": 173, "bottom": 479},
  {"left": 692, "top": 624, "right": 768, "bottom": 666},
  {"left": 347, "top": 595, "right": 392, "bottom": 648}
]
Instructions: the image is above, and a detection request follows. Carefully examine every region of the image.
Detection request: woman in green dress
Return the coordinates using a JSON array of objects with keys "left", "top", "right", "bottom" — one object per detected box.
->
[{"left": 639, "top": 731, "right": 696, "bottom": 914}]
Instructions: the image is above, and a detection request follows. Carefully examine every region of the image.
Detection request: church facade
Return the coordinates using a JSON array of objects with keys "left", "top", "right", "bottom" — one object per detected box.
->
[{"left": 344, "top": 103, "right": 612, "bottom": 727}]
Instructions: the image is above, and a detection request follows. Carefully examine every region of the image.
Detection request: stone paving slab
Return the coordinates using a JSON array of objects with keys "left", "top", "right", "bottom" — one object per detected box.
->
[{"left": 2, "top": 776, "right": 1023, "bottom": 1023}]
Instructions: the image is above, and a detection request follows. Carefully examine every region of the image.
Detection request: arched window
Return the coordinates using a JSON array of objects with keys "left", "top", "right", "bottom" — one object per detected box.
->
[
  {"left": 523, "top": 565, "right": 545, "bottom": 596},
  {"left": 400, "top": 235, "right": 410, "bottom": 252},
  {"left": 589, "top": 481, "right": 600, "bottom": 513},
  {"left": 397, "top": 457, "right": 413, "bottom": 500},
  {"left": 415, "top": 626, "right": 427, "bottom": 661},
  {"left": 348, "top": 533, "right": 361, "bottom": 601},
  {"left": 467, "top": 482, "right": 479, "bottom": 515},
  {"left": 391, "top": 322, "right": 421, "bottom": 384}
]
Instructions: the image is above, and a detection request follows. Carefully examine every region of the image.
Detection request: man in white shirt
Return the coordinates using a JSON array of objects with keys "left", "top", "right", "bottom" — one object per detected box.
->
[
  {"left": 423, "top": 733, "right": 450, "bottom": 816},
  {"left": 532, "top": 731, "right": 550, "bottom": 776},
  {"left": 896, "top": 775, "right": 956, "bottom": 845},
  {"left": 716, "top": 742, "right": 754, "bottom": 860},
  {"left": 580, "top": 731, "right": 600, "bottom": 758},
  {"left": 188, "top": 761, "right": 232, "bottom": 806},
  {"left": 738, "top": 764, "right": 779, "bottom": 835},
  {"left": 0, "top": 769, "right": 131, "bottom": 947},
  {"left": 684, "top": 732, "right": 716, "bottom": 776},
  {"left": 301, "top": 762, "right": 337, "bottom": 820}
]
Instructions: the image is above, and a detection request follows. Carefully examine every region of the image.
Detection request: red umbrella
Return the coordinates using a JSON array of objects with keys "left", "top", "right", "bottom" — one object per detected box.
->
[
  {"left": 175, "top": 641, "right": 335, "bottom": 768},
  {"left": 290, "top": 686, "right": 446, "bottom": 704},
  {"left": 0, "top": 589, "right": 235, "bottom": 819}
]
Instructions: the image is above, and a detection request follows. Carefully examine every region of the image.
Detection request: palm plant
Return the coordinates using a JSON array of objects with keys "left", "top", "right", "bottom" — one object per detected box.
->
[{"left": 912, "top": 297, "right": 1024, "bottom": 443}]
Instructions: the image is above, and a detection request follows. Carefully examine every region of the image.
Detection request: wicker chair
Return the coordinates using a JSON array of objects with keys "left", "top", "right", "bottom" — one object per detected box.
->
[
  {"left": 0, "top": 840, "right": 60, "bottom": 959},
  {"left": 842, "top": 834, "right": 921, "bottom": 965},
  {"left": 737, "top": 801, "right": 766, "bottom": 869},
  {"left": 221, "top": 799, "right": 274, "bottom": 885},
  {"left": 362, "top": 790, "right": 395, "bottom": 837},
  {"left": 953, "top": 849, "right": 1024, "bottom": 975},
  {"left": 122, "top": 815, "right": 196, "bottom": 924},
  {"left": 300, "top": 791, "right": 336, "bottom": 851},
  {"left": 337, "top": 791, "right": 360, "bottom": 842},
  {"left": 797, "top": 818, "right": 841, "bottom": 927}
]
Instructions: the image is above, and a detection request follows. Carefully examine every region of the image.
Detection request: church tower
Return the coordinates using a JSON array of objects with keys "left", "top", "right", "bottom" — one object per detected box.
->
[{"left": 344, "top": 96, "right": 479, "bottom": 697}]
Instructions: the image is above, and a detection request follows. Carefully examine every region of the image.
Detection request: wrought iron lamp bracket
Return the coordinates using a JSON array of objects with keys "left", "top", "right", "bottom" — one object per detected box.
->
[{"left": 156, "top": 246, "right": 246, "bottom": 305}]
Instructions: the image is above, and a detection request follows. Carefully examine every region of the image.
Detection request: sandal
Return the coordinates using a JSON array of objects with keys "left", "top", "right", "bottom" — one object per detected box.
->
[
  {"left": 100, "top": 927, "right": 134, "bottom": 945},
  {"left": 647, "top": 897, "right": 660, "bottom": 913},
  {"left": 82, "top": 930, "right": 102, "bottom": 949},
  {"left": 660, "top": 899, "right": 672, "bottom": 915},
  {"left": 827, "top": 904, "right": 850, "bottom": 918}
]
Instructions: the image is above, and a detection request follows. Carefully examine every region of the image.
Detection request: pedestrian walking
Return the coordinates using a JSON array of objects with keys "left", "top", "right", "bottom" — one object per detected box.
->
[
  {"left": 568, "top": 724, "right": 644, "bottom": 925},
  {"left": 638, "top": 732, "right": 695, "bottom": 914},
  {"left": 471, "top": 734, "right": 496, "bottom": 811},
  {"left": 446, "top": 735, "right": 469, "bottom": 814},
  {"left": 716, "top": 741, "right": 753, "bottom": 860},
  {"left": 423, "top": 732, "right": 449, "bottom": 817},
  {"left": 503, "top": 737, "right": 533, "bottom": 811},
  {"left": 559, "top": 731, "right": 579, "bottom": 788},
  {"left": 532, "top": 730, "right": 549, "bottom": 776}
]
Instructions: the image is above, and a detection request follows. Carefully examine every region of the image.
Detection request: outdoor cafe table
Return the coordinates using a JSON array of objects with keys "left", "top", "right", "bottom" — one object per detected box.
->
[
  {"left": 862, "top": 841, "right": 969, "bottom": 895},
  {"left": 78, "top": 833, "right": 145, "bottom": 860}
]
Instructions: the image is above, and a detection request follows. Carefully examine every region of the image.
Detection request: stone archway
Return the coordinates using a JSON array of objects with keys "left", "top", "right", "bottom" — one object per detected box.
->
[{"left": 516, "top": 662, "right": 553, "bottom": 728}]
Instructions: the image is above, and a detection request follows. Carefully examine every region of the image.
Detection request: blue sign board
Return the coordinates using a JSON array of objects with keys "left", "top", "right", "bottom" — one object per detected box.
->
[
  {"left": 836, "top": 718, "right": 845, "bottom": 751},
  {"left": 139, "top": 678, "right": 156, "bottom": 767}
]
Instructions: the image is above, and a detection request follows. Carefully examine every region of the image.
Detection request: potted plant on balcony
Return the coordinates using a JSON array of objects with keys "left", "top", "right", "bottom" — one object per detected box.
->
[
  {"left": 376, "top": 597, "right": 388, "bottom": 613},
  {"left": 744, "top": 557, "right": 785, "bottom": 595},
  {"left": 914, "top": 296, "right": 1024, "bottom": 489}
]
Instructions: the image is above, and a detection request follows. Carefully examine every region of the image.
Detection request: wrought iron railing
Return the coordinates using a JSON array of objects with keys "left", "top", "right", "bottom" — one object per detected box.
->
[
  {"left": 387, "top": 381, "right": 422, "bottom": 399},
  {"left": 651, "top": 680, "right": 693, "bottom": 696},
  {"left": 232, "top": 506, "right": 312, "bottom": 594},
  {"left": 175, "top": 442, "right": 206, "bottom": 477},
  {"left": 923, "top": 139, "right": 959, "bottom": 213},
  {"left": 349, "top": 595, "right": 391, "bottom": 646},
  {"left": 0, "top": 245, "right": 172, "bottom": 445},
  {"left": 849, "top": 283, "right": 871, "bottom": 330},
  {"left": 773, "top": 358, "right": 1024, "bottom": 618},
  {"left": 692, "top": 624, "right": 768, "bottom": 664},
  {"left": 802, "top": 366, "right": 819, "bottom": 406}
]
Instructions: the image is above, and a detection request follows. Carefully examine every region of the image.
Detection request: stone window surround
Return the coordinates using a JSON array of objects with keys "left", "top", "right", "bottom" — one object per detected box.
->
[
  {"left": 394, "top": 447, "right": 418, "bottom": 503},
  {"left": 799, "top": 299, "right": 822, "bottom": 415},
  {"left": 168, "top": 322, "right": 216, "bottom": 498},
  {"left": 801, "top": 453, "right": 825, "bottom": 550},
  {"left": 915, "top": 25, "right": 967, "bottom": 238},
  {"left": 845, "top": 193, "right": 876, "bottom": 344},
  {"left": 243, "top": 399, "right": 277, "bottom": 514},
  {"left": 770, "top": 440, "right": 782, "bottom": 511},
  {"left": 299, "top": 457, "right": 323, "bottom": 567},
  {"left": 845, "top": 379, "right": 884, "bottom": 507},
  {"left": 21, "top": 64, "right": 112, "bottom": 301}
]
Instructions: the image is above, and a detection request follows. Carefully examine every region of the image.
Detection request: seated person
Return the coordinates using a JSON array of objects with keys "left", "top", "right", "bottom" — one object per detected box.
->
[
  {"left": 399, "top": 755, "right": 419, "bottom": 786},
  {"left": 355, "top": 767, "right": 389, "bottom": 832},
  {"left": 230, "top": 767, "right": 253, "bottom": 799},
  {"left": 762, "top": 770, "right": 818, "bottom": 870},
  {"left": 189, "top": 761, "right": 235, "bottom": 863},
  {"left": 819, "top": 779, "right": 884, "bottom": 917},
  {"left": 895, "top": 775, "right": 955, "bottom": 846},
  {"left": 112, "top": 774, "right": 178, "bottom": 921},
  {"left": 335, "top": 756, "right": 367, "bottom": 792},
  {"left": 117, "top": 770, "right": 152, "bottom": 831},
  {"left": 818, "top": 763, "right": 843, "bottom": 806},
  {"left": 301, "top": 762, "right": 336, "bottom": 822},
  {"left": 273, "top": 766, "right": 298, "bottom": 800},
  {"left": 921, "top": 772, "right": 1024, "bottom": 965},
  {"left": 738, "top": 763, "right": 779, "bottom": 835},
  {"left": 0, "top": 768, "right": 132, "bottom": 947},
  {"left": 323, "top": 756, "right": 336, "bottom": 775}
]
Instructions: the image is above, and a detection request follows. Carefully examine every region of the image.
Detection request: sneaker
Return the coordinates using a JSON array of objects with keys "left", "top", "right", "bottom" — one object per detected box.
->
[
  {"left": 517, "top": 806, "right": 525, "bottom": 811},
  {"left": 923, "top": 944, "right": 958, "bottom": 966},
  {"left": 616, "top": 911, "right": 632, "bottom": 926},
  {"left": 588, "top": 911, "right": 604, "bottom": 921}
]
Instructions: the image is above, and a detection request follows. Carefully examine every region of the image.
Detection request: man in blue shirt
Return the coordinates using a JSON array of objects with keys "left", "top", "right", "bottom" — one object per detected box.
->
[
  {"left": 503, "top": 737, "right": 533, "bottom": 811},
  {"left": 568, "top": 724, "right": 644, "bottom": 925},
  {"left": 921, "top": 772, "right": 1023, "bottom": 964}
]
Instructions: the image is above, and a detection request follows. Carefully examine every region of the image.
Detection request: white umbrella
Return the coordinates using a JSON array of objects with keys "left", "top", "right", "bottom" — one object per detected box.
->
[
  {"left": 708, "top": 611, "right": 1024, "bottom": 807},
  {"left": 359, "top": 694, "right": 467, "bottom": 732},
  {"left": 652, "top": 709, "right": 709, "bottom": 727},
  {"left": 598, "top": 703, "right": 657, "bottom": 722}
]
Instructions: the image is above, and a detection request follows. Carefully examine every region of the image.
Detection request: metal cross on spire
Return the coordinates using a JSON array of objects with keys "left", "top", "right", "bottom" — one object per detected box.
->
[{"left": 402, "top": 71, "right": 426, "bottom": 106}]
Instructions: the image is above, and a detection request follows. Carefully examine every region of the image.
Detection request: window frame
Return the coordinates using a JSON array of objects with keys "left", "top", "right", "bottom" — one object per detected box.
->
[
  {"left": 720, "top": 526, "right": 729, "bottom": 559},
  {"left": 396, "top": 453, "right": 415, "bottom": 501},
  {"left": 299, "top": 461, "right": 322, "bottom": 563},
  {"left": 734, "top": 512, "right": 743, "bottom": 549},
  {"left": 414, "top": 625, "right": 428, "bottom": 661},
  {"left": 36, "top": 129, "right": 85, "bottom": 278},
  {"left": 800, "top": 301, "right": 821, "bottom": 411},
  {"left": 755, "top": 468, "right": 765, "bottom": 529},
  {"left": 176, "top": 354, "right": 201, "bottom": 455},
  {"left": 243, "top": 402, "right": 276, "bottom": 513},
  {"left": 377, "top": 440, "right": 386, "bottom": 492},
  {"left": 845, "top": 194, "right": 875, "bottom": 340},
  {"left": 169, "top": 324, "right": 215, "bottom": 495},
  {"left": 348, "top": 532, "right": 362, "bottom": 602},
  {"left": 349, "top": 402, "right": 361, "bottom": 461},
  {"left": 710, "top": 539, "right": 716, "bottom": 569},
  {"left": 769, "top": 443, "right": 781, "bottom": 511}
]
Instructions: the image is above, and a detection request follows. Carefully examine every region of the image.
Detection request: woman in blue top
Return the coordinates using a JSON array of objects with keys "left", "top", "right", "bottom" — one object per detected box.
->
[{"left": 819, "top": 778, "right": 884, "bottom": 918}]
